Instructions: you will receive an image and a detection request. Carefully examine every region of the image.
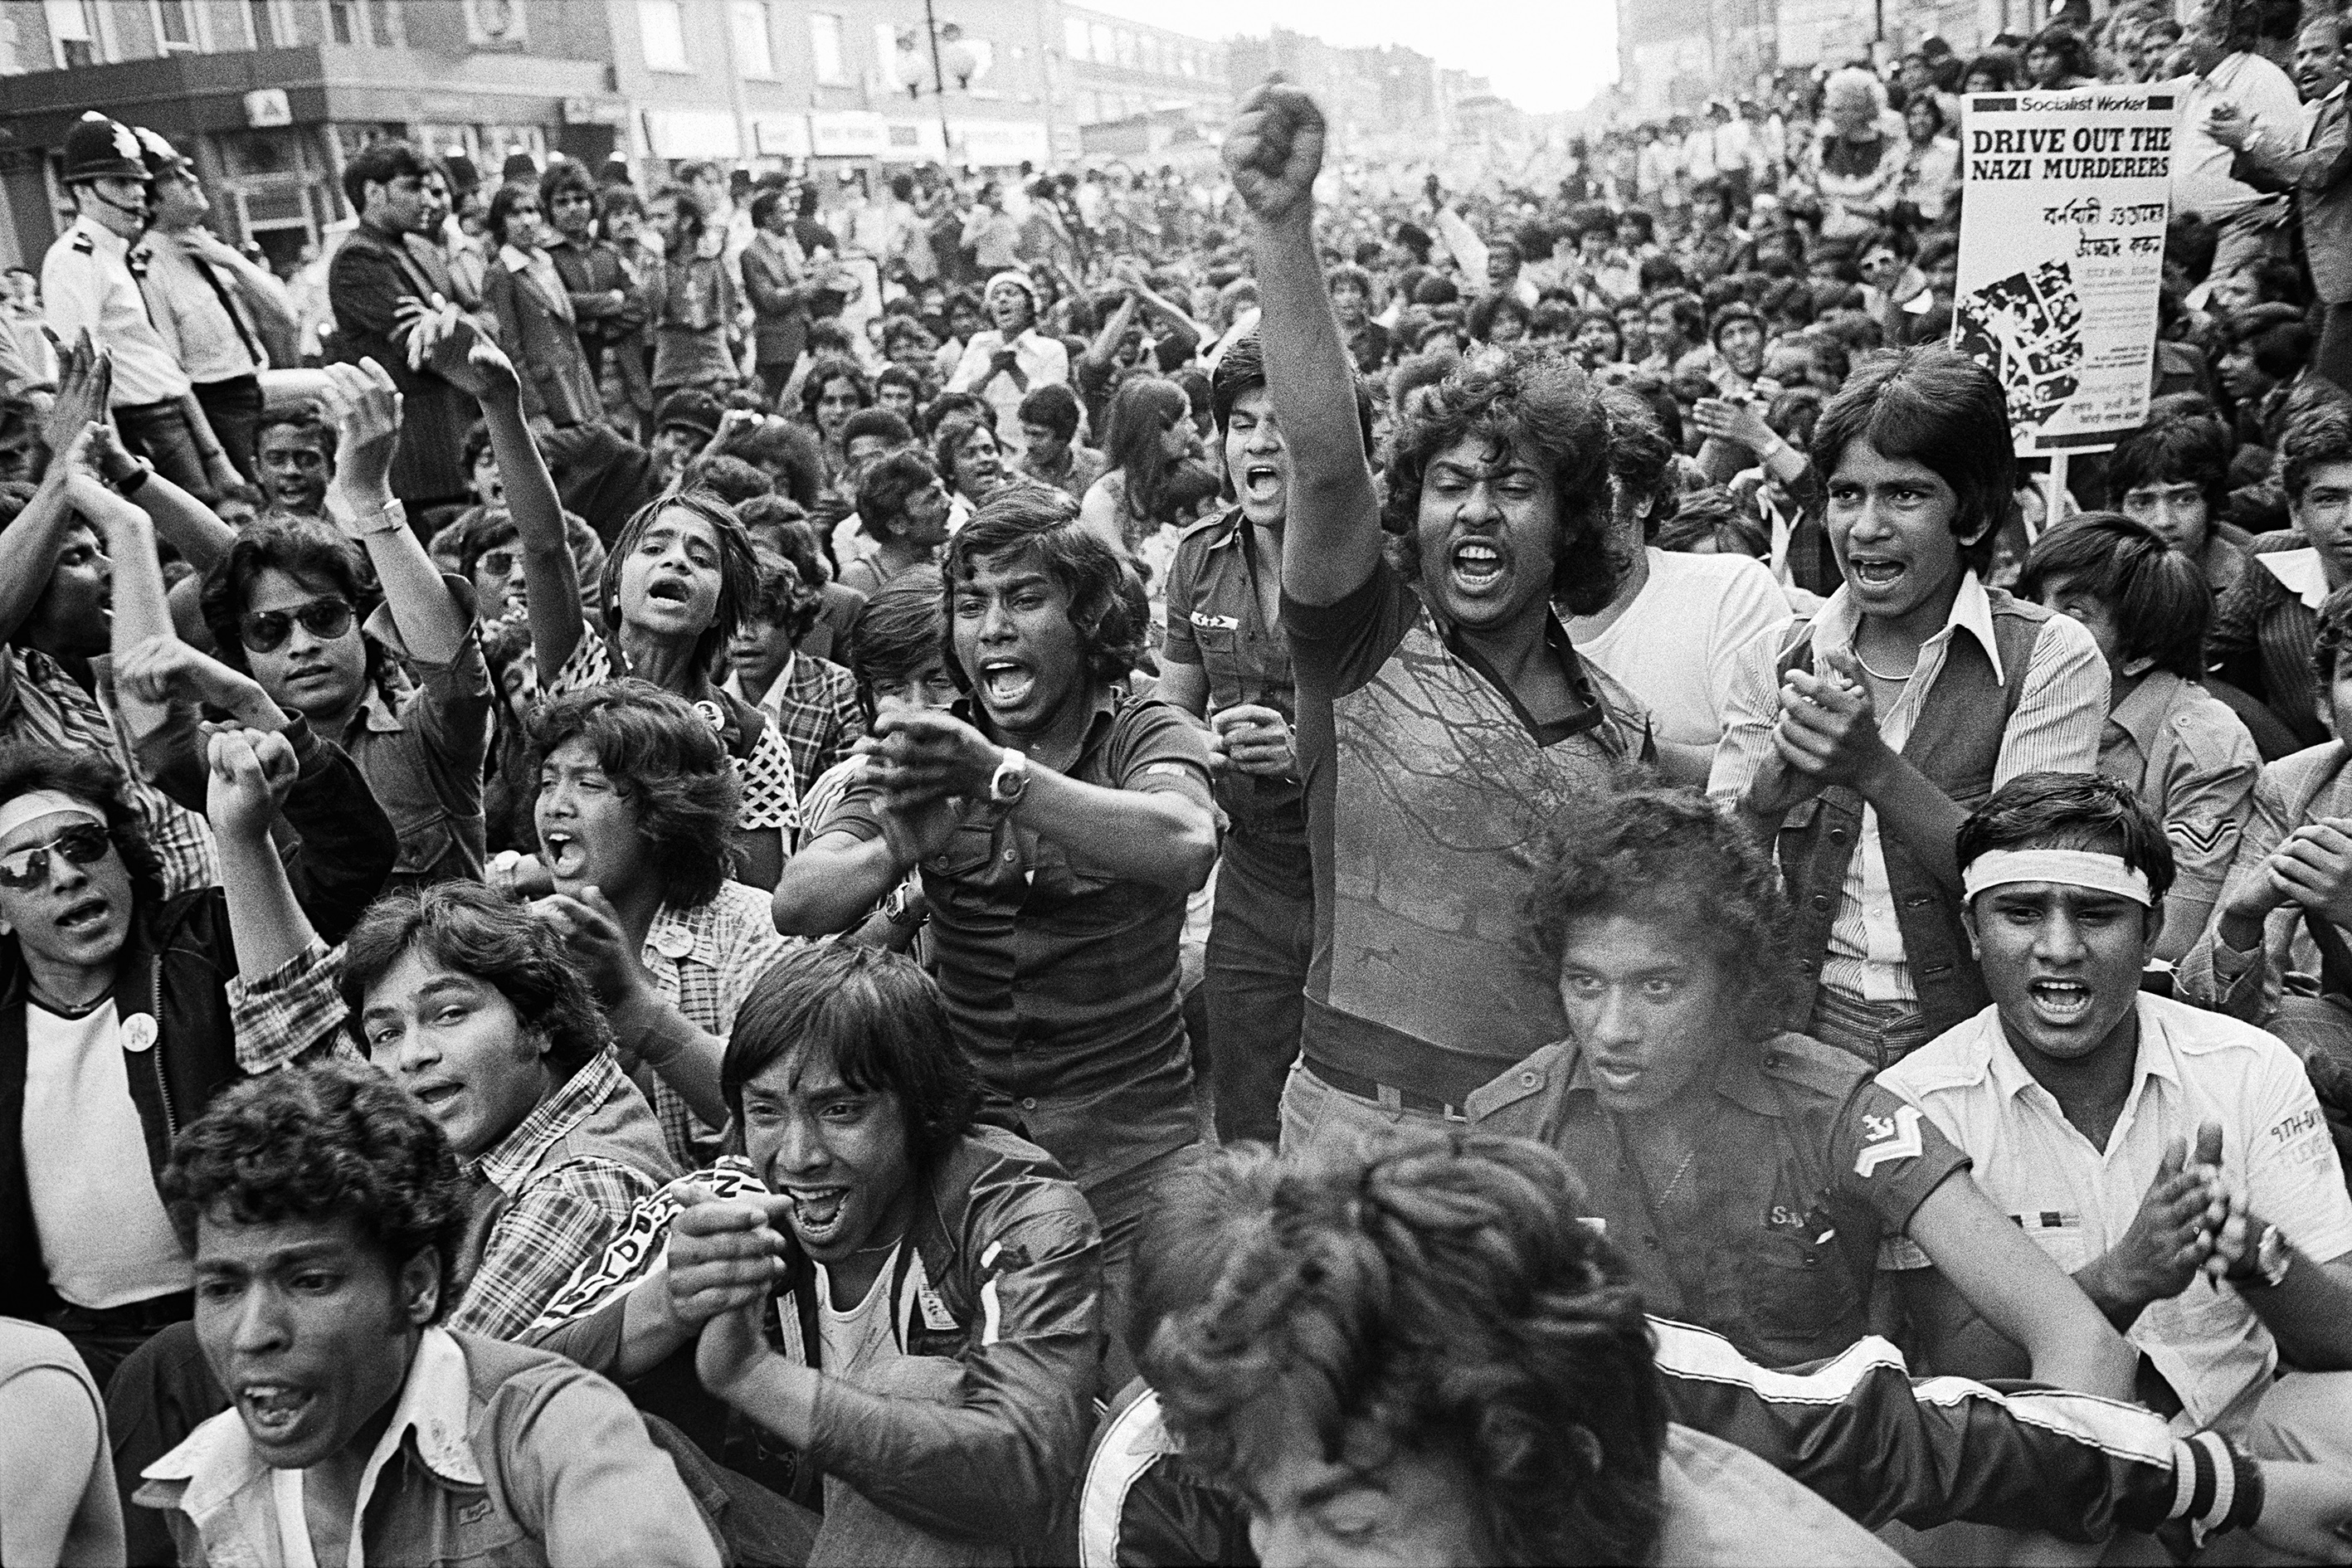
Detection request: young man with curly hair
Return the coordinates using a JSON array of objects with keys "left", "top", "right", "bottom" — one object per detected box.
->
[
  {"left": 1468, "top": 786, "right": 2135, "bottom": 1391},
  {"left": 129, "top": 1062, "right": 719, "bottom": 1567},
  {"left": 774, "top": 489, "right": 1217, "bottom": 1375},
  {"left": 1225, "top": 84, "right": 1652, "bottom": 1147}
]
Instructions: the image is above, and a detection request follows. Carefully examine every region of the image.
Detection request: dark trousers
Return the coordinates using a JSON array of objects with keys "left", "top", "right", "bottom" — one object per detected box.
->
[
  {"left": 113, "top": 397, "right": 214, "bottom": 499},
  {"left": 192, "top": 373, "right": 264, "bottom": 485},
  {"left": 1202, "top": 833, "right": 1315, "bottom": 1147},
  {"left": 95, "top": 1313, "right": 215, "bottom": 1565},
  {"left": 2317, "top": 301, "right": 2352, "bottom": 397}
]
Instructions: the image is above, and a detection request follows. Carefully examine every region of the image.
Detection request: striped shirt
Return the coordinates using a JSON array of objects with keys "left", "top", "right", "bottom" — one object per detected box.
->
[
  {"left": 1711, "top": 573, "right": 2106, "bottom": 1002},
  {"left": 0, "top": 646, "right": 219, "bottom": 898}
]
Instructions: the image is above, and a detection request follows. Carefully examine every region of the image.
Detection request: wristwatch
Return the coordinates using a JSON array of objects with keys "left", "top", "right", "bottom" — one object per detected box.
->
[
  {"left": 2232, "top": 1223, "right": 2293, "bottom": 1290},
  {"left": 987, "top": 747, "right": 1030, "bottom": 809},
  {"left": 325, "top": 490, "right": 407, "bottom": 539},
  {"left": 108, "top": 456, "right": 153, "bottom": 496}
]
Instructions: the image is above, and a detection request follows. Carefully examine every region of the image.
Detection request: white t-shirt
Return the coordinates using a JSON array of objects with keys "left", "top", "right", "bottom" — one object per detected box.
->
[
  {"left": 1879, "top": 996, "right": 2352, "bottom": 1429},
  {"left": 1566, "top": 548, "right": 1790, "bottom": 748},
  {"left": 23, "top": 1000, "right": 192, "bottom": 1308},
  {"left": 817, "top": 1248, "right": 908, "bottom": 1387}
]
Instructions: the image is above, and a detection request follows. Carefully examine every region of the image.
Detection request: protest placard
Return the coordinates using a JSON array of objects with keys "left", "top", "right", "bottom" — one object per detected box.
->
[{"left": 1952, "top": 87, "right": 2179, "bottom": 457}]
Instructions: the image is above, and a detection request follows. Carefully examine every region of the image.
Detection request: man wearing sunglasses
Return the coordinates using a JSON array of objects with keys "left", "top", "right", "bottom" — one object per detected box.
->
[
  {"left": 192, "top": 360, "right": 493, "bottom": 889},
  {"left": 0, "top": 713, "right": 395, "bottom": 1393}
]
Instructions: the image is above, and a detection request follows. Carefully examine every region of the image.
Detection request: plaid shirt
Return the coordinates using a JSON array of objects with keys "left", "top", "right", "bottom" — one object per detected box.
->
[
  {"left": 0, "top": 646, "right": 218, "bottom": 897},
  {"left": 641, "top": 881, "right": 792, "bottom": 1168},
  {"left": 724, "top": 652, "right": 865, "bottom": 803},
  {"left": 226, "top": 936, "right": 348, "bottom": 1074},
  {"left": 543, "top": 623, "right": 799, "bottom": 832},
  {"left": 446, "top": 1054, "right": 667, "bottom": 1342}
]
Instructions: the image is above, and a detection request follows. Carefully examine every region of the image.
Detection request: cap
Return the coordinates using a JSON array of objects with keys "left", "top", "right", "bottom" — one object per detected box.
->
[
  {"left": 133, "top": 127, "right": 193, "bottom": 182},
  {"left": 654, "top": 387, "right": 723, "bottom": 441},
  {"left": 499, "top": 151, "right": 539, "bottom": 183},
  {"left": 61, "top": 112, "right": 150, "bottom": 185}
]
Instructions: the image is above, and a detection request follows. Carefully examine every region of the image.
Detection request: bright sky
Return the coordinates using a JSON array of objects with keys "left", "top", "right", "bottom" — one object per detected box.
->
[{"left": 1073, "top": 0, "right": 1621, "bottom": 116}]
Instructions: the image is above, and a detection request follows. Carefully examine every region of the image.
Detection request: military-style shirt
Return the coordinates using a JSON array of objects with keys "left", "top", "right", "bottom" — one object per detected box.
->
[
  {"left": 1468, "top": 1030, "right": 1970, "bottom": 1367},
  {"left": 41, "top": 215, "right": 190, "bottom": 406}
]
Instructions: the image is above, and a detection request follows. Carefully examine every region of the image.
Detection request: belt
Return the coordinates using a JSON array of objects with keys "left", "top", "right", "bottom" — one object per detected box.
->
[
  {"left": 1303, "top": 1056, "right": 1466, "bottom": 1120},
  {"left": 48, "top": 1288, "right": 194, "bottom": 1333}
]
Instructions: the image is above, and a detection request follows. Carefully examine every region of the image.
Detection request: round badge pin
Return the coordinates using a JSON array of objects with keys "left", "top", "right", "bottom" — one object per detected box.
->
[
  {"left": 122, "top": 1013, "right": 159, "bottom": 1053},
  {"left": 654, "top": 927, "right": 694, "bottom": 960}
]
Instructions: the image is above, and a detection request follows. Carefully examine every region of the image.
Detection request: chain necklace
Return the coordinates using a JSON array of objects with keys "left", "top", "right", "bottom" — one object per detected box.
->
[{"left": 1850, "top": 640, "right": 1918, "bottom": 681}]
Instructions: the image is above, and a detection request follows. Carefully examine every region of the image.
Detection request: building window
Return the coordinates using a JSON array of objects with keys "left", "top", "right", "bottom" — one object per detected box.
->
[
  {"left": 369, "top": 0, "right": 398, "bottom": 45},
  {"left": 1089, "top": 21, "right": 1111, "bottom": 66},
  {"left": 809, "top": 12, "right": 845, "bottom": 85},
  {"left": 637, "top": 0, "right": 686, "bottom": 70},
  {"left": 246, "top": 0, "right": 283, "bottom": 46},
  {"left": 730, "top": 0, "right": 772, "bottom": 76},
  {"left": 324, "top": 0, "right": 356, "bottom": 43},
  {"left": 1063, "top": 13, "right": 1086, "bottom": 61},
  {"left": 153, "top": 0, "right": 201, "bottom": 50},
  {"left": 0, "top": 11, "right": 22, "bottom": 71},
  {"left": 1113, "top": 28, "right": 1135, "bottom": 69},
  {"left": 46, "top": 0, "right": 103, "bottom": 66}
]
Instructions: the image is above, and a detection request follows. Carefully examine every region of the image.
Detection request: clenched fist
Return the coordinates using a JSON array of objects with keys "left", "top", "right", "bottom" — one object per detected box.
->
[{"left": 1224, "top": 79, "right": 1327, "bottom": 227}]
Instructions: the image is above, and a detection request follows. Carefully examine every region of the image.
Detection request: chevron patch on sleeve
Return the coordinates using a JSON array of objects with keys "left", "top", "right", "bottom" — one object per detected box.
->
[{"left": 1854, "top": 1104, "right": 1925, "bottom": 1177}]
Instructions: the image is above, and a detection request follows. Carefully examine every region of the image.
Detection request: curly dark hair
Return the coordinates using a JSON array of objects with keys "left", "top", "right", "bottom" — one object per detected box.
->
[
  {"left": 341, "top": 879, "right": 613, "bottom": 1075},
  {"left": 1956, "top": 772, "right": 2178, "bottom": 908},
  {"left": 1599, "top": 385, "right": 1679, "bottom": 538},
  {"left": 0, "top": 745, "right": 166, "bottom": 913},
  {"left": 601, "top": 490, "right": 762, "bottom": 677},
  {"left": 855, "top": 449, "right": 942, "bottom": 544},
  {"left": 1379, "top": 344, "right": 1618, "bottom": 616},
  {"left": 526, "top": 680, "right": 741, "bottom": 910},
  {"left": 723, "top": 941, "right": 981, "bottom": 1170},
  {"left": 161, "top": 1061, "right": 470, "bottom": 1322},
  {"left": 798, "top": 354, "right": 874, "bottom": 431},
  {"left": 1140, "top": 1133, "right": 1668, "bottom": 1567},
  {"left": 198, "top": 519, "right": 387, "bottom": 682},
  {"left": 1519, "top": 786, "right": 1801, "bottom": 1037},
  {"left": 845, "top": 569, "right": 945, "bottom": 720},
  {"left": 941, "top": 486, "right": 1145, "bottom": 688},
  {"left": 2281, "top": 400, "right": 2352, "bottom": 501}
]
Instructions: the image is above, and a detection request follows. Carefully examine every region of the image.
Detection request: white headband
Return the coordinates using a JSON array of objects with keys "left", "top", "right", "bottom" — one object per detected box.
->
[
  {"left": 0, "top": 791, "right": 104, "bottom": 845},
  {"left": 1960, "top": 848, "right": 2153, "bottom": 907}
]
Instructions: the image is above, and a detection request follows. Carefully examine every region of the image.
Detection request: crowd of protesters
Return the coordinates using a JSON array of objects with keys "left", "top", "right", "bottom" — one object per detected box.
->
[{"left": 12, "top": 0, "right": 2352, "bottom": 1558}]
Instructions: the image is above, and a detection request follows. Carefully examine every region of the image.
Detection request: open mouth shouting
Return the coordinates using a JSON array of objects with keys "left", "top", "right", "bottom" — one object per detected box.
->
[
  {"left": 2026, "top": 976, "right": 2095, "bottom": 1025},
  {"left": 977, "top": 657, "right": 1035, "bottom": 709},
  {"left": 782, "top": 1185, "right": 853, "bottom": 1249},
  {"left": 540, "top": 828, "right": 588, "bottom": 880},
  {"left": 1241, "top": 462, "right": 1283, "bottom": 506},
  {"left": 53, "top": 895, "right": 111, "bottom": 939},
  {"left": 1449, "top": 537, "right": 1509, "bottom": 599},
  {"left": 236, "top": 1381, "right": 319, "bottom": 1449},
  {"left": 1845, "top": 554, "right": 1907, "bottom": 596}
]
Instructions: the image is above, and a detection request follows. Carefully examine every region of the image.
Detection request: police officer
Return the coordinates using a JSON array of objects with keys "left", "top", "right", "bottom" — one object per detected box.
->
[
  {"left": 130, "top": 127, "right": 294, "bottom": 483},
  {"left": 40, "top": 111, "right": 239, "bottom": 498}
]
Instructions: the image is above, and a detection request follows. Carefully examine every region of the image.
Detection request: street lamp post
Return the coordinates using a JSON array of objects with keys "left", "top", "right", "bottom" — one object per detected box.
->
[{"left": 923, "top": 0, "right": 953, "bottom": 163}]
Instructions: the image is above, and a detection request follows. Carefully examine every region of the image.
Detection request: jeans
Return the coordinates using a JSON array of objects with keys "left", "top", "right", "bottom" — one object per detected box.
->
[
  {"left": 1277, "top": 1058, "right": 1463, "bottom": 1161},
  {"left": 113, "top": 397, "right": 215, "bottom": 499},
  {"left": 1082, "top": 1139, "right": 1204, "bottom": 1390},
  {"left": 192, "top": 373, "right": 263, "bottom": 484},
  {"left": 1201, "top": 835, "right": 1313, "bottom": 1147}
]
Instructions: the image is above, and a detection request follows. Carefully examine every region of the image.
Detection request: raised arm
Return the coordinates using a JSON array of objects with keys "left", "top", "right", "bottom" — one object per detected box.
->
[
  {"left": 404, "top": 303, "right": 582, "bottom": 674},
  {"left": 206, "top": 727, "right": 318, "bottom": 980},
  {"left": 1224, "top": 83, "right": 1381, "bottom": 606},
  {"left": 319, "top": 359, "right": 469, "bottom": 664}
]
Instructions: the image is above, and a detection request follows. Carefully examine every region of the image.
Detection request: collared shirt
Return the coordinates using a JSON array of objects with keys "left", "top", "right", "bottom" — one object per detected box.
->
[
  {"left": 1880, "top": 996, "right": 2352, "bottom": 1428},
  {"left": 1468, "top": 1032, "right": 1968, "bottom": 1367},
  {"left": 135, "top": 228, "right": 265, "bottom": 385},
  {"left": 943, "top": 328, "right": 1071, "bottom": 459},
  {"left": 140, "top": 1327, "right": 721, "bottom": 1568},
  {"left": 1161, "top": 508, "right": 1306, "bottom": 850},
  {"left": 0, "top": 645, "right": 217, "bottom": 898},
  {"left": 2177, "top": 54, "right": 2304, "bottom": 220},
  {"left": 543, "top": 622, "right": 799, "bottom": 833},
  {"left": 2211, "top": 535, "right": 2332, "bottom": 749},
  {"left": 2097, "top": 671, "right": 2259, "bottom": 948},
  {"left": 497, "top": 242, "right": 575, "bottom": 325},
  {"left": 41, "top": 215, "right": 191, "bottom": 406},
  {"left": 723, "top": 651, "right": 866, "bottom": 803},
  {"left": 639, "top": 881, "right": 791, "bottom": 1170},
  {"left": 1020, "top": 443, "right": 1108, "bottom": 504},
  {"left": 349, "top": 590, "right": 494, "bottom": 888},
  {"left": 1711, "top": 573, "right": 2107, "bottom": 1001},
  {"left": 445, "top": 1053, "right": 671, "bottom": 1342},
  {"left": 826, "top": 694, "right": 1216, "bottom": 1190}
]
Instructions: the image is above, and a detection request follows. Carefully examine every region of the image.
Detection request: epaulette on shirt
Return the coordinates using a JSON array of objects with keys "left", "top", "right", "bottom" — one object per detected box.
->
[
  {"left": 1759, "top": 1031, "right": 1869, "bottom": 1102},
  {"left": 70, "top": 231, "right": 94, "bottom": 255}
]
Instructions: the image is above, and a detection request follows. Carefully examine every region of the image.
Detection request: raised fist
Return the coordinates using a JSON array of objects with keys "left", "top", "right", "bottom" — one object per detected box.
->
[{"left": 1224, "top": 80, "right": 1327, "bottom": 227}]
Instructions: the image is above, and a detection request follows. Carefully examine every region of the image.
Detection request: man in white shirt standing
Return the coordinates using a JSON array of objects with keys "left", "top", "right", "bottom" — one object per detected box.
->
[
  {"left": 40, "top": 114, "right": 240, "bottom": 500},
  {"left": 1881, "top": 773, "right": 2352, "bottom": 1463},
  {"left": 129, "top": 129, "right": 295, "bottom": 485},
  {"left": 2173, "top": 0, "right": 2306, "bottom": 284}
]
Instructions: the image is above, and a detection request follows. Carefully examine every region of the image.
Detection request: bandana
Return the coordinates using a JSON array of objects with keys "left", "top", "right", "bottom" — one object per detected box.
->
[
  {"left": 0, "top": 791, "right": 105, "bottom": 845},
  {"left": 1959, "top": 848, "right": 2153, "bottom": 907}
]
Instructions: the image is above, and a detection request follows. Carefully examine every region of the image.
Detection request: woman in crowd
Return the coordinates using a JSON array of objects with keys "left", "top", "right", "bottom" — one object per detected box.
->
[
  {"left": 482, "top": 182, "right": 602, "bottom": 430},
  {"left": 796, "top": 353, "right": 872, "bottom": 490},
  {"left": 1079, "top": 375, "right": 1196, "bottom": 555},
  {"left": 1895, "top": 95, "right": 1961, "bottom": 226}
]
